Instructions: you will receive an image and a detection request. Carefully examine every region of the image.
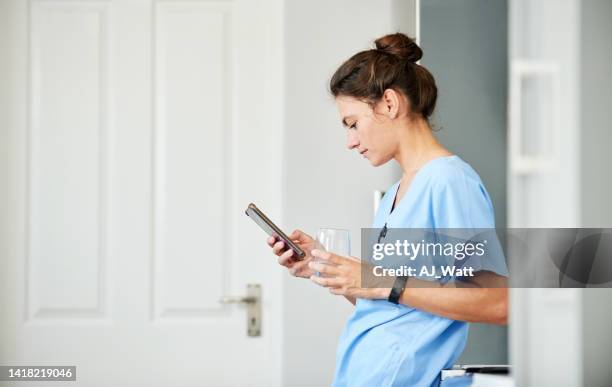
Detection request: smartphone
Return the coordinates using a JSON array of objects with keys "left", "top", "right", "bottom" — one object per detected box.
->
[{"left": 245, "top": 203, "right": 306, "bottom": 260}]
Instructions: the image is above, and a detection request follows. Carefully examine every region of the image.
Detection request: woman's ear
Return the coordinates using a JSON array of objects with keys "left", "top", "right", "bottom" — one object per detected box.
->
[{"left": 381, "top": 89, "right": 401, "bottom": 119}]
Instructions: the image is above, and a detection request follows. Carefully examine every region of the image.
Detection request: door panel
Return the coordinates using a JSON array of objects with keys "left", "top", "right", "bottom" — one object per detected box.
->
[
  {"left": 28, "top": 0, "right": 111, "bottom": 320},
  {"left": 0, "top": 0, "right": 283, "bottom": 386}
]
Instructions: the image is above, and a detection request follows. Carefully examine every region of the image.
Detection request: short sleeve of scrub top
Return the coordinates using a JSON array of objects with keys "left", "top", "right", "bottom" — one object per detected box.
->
[{"left": 331, "top": 155, "right": 507, "bottom": 387}]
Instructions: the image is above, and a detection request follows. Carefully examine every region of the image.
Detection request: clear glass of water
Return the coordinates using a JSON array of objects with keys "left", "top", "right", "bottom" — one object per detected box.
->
[{"left": 314, "top": 228, "right": 351, "bottom": 277}]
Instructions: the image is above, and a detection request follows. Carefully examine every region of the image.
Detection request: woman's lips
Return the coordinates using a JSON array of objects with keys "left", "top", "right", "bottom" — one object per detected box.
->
[{"left": 360, "top": 149, "right": 368, "bottom": 157}]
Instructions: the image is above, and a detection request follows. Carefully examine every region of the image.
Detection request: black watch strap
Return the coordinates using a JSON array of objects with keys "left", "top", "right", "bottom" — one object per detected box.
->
[{"left": 388, "top": 276, "right": 408, "bottom": 304}]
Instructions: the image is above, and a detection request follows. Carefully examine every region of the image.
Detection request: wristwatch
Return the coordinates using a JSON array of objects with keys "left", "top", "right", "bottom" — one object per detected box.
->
[{"left": 388, "top": 276, "right": 408, "bottom": 304}]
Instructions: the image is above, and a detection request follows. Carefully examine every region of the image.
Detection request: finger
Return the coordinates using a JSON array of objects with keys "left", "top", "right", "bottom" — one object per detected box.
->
[
  {"left": 311, "top": 249, "right": 342, "bottom": 265},
  {"left": 267, "top": 236, "right": 277, "bottom": 247},
  {"left": 310, "top": 275, "right": 345, "bottom": 288},
  {"left": 277, "top": 249, "right": 295, "bottom": 266},
  {"left": 289, "top": 261, "right": 308, "bottom": 277},
  {"left": 272, "top": 241, "right": 286, "bottom": 255},
  {"left": 308, "top": 261, "right": 340, "bottom": 276}
]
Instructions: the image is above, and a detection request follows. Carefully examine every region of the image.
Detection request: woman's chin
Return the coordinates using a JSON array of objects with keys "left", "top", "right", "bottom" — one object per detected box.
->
[
  {"left": 369, "top": 155, "right": 392, "bottom": 167},
  {"left": 369, "top": 157, "right": 384, "bottom": 167}
]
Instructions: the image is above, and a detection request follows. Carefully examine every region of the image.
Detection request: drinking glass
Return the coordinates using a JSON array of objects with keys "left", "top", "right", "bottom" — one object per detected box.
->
[{"left": 314, "top": 228, "right": 351, "bottom": 277}]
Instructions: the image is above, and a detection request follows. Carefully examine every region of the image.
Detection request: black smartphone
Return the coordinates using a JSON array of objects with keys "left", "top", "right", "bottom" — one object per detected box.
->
[{"left": 245, "top": 203, "right": 306, "bottom": 260}]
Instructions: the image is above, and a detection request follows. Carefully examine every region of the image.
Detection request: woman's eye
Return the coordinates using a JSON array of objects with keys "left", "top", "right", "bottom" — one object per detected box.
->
[{"left": 349, "top": 122, "right": 357, "bottom": 130}]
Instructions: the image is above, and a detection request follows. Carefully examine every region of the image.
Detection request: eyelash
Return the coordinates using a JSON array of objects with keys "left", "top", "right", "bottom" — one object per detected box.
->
[{"left": 349, "top": 122, "right": 357, "bottom": 130}]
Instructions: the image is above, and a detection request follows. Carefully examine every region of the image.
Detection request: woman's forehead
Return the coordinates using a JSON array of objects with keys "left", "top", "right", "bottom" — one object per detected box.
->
[{"left": 336, "top": 96, "right": 371, "bottom": 116}]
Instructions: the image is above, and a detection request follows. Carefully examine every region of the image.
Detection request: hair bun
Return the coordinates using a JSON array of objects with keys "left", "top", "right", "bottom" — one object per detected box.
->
[{"left": 374, "top": 33, "right": 422, "bottom": 63}]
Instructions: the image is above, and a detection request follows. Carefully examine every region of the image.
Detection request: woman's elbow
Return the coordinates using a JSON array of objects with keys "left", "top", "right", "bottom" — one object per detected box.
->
[
  {"left": 472, "top": 288, "right": 508, "bottom": 324},
  {"left": 490, "top": 290, "right": 508, "bottom": 325}
]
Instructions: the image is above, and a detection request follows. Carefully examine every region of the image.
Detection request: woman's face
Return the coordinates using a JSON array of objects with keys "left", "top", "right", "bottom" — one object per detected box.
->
[{"left": 335, "top": 95, "right": 398, "bottom": 167}]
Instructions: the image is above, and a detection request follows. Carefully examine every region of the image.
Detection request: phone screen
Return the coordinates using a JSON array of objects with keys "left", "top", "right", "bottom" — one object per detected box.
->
[{"left": 245, "top": 203, "right": 306, "bottom": 259}]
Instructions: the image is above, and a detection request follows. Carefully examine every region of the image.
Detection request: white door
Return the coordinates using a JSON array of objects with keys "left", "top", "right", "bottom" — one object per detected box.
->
[
  {"left": 0, "top": 0, "right": 284, "bottom": 386},
  {"left": 508, "top": 1, "right": 582, "bottom": 386}
]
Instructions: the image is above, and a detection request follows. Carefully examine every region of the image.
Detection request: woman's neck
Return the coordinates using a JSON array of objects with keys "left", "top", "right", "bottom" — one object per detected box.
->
[{"left": 393, "top": 118, "right": 452, "bottom": 179}]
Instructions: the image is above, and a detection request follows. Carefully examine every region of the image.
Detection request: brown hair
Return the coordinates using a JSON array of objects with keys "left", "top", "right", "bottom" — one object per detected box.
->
[{"left": 329, "top": 33, "right": 437, "bottom": 120}]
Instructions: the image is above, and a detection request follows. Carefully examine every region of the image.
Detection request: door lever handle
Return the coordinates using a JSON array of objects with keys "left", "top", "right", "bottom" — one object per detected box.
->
[
  {"left": 219, "top": 284, "right": 261, "bottom": 337},
  {"left": 219, "top": 295, "right": 256, "bottom": 304}
]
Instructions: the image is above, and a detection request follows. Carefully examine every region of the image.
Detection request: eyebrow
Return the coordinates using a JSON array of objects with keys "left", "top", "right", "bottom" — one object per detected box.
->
[{"left": 341, "top": 115, "right": 355, "bottom": 127}]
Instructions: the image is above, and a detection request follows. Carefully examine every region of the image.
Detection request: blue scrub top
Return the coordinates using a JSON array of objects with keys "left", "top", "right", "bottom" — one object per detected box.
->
[{"left": 331, "top": 155, "right": 502, "bottom": 387}]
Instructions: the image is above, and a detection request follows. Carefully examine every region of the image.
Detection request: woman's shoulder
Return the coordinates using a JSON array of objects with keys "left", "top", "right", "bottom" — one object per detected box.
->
[
  {"left": 425, "top": 155, "right": 485, "bottom": 191},
  {"left": 425, "top": 155, "right": 495, "bottom": 228}
]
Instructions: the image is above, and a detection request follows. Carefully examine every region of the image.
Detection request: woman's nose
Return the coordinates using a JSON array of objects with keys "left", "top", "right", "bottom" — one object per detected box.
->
[{"left": 346, "top": 132, "right": 359, "bottom": 150}]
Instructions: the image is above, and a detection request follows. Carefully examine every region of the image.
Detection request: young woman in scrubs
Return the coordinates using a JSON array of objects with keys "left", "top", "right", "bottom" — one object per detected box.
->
[{"left": 266, "top": 33, "right": 508, "bottom": 387}]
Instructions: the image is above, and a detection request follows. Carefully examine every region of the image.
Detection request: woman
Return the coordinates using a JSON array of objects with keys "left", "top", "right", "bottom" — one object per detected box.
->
[{"left": 267, "top": 33, "right": 508, "bottom": 386}]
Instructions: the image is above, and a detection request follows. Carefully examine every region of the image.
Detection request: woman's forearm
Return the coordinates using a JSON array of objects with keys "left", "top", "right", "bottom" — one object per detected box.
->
[
  {"left": 308, "top": 250, "right": 506, "bottom": 319},
  {"left": 398, "top": 275, "right": 508, "bottom": 324}
]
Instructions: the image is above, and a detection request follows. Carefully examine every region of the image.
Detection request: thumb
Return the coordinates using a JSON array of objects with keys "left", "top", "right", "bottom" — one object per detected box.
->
[{"left": 289, "top": 229, "right": 309, "bottom": 242}]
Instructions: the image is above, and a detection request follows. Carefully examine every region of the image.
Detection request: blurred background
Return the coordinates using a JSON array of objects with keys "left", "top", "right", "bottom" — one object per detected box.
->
[{"left": 1, "top": 0, "right": 611, "bottom": 386}]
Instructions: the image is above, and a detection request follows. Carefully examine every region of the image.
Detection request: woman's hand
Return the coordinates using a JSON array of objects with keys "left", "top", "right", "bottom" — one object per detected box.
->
[
  {"left": 308, "top": 249, "right": 393, "bottom": 300},
  {"left": 267, "top": 229, "right": 316, "bottom": 278}
]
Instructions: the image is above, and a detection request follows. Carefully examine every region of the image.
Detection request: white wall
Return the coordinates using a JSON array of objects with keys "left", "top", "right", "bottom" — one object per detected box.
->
[{"left": 281, "top": 1, "right": 402, "bottom": 385}]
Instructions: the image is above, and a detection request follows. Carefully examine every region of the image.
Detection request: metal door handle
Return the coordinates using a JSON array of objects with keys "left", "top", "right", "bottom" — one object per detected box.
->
[
  {"left": 219, "top": 284, "right": 261, "bottom": 337},
  {"left": 219, "top": 296, "right": 256, "bottom": 304}
]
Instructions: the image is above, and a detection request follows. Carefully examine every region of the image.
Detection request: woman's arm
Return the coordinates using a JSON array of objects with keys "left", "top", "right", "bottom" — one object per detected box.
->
[
  {"left": 396, "top": 272, "right": 508, "bottom": 324},
  {"left": 309, "top": 249, "right": 507, "bottom": 324}
]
